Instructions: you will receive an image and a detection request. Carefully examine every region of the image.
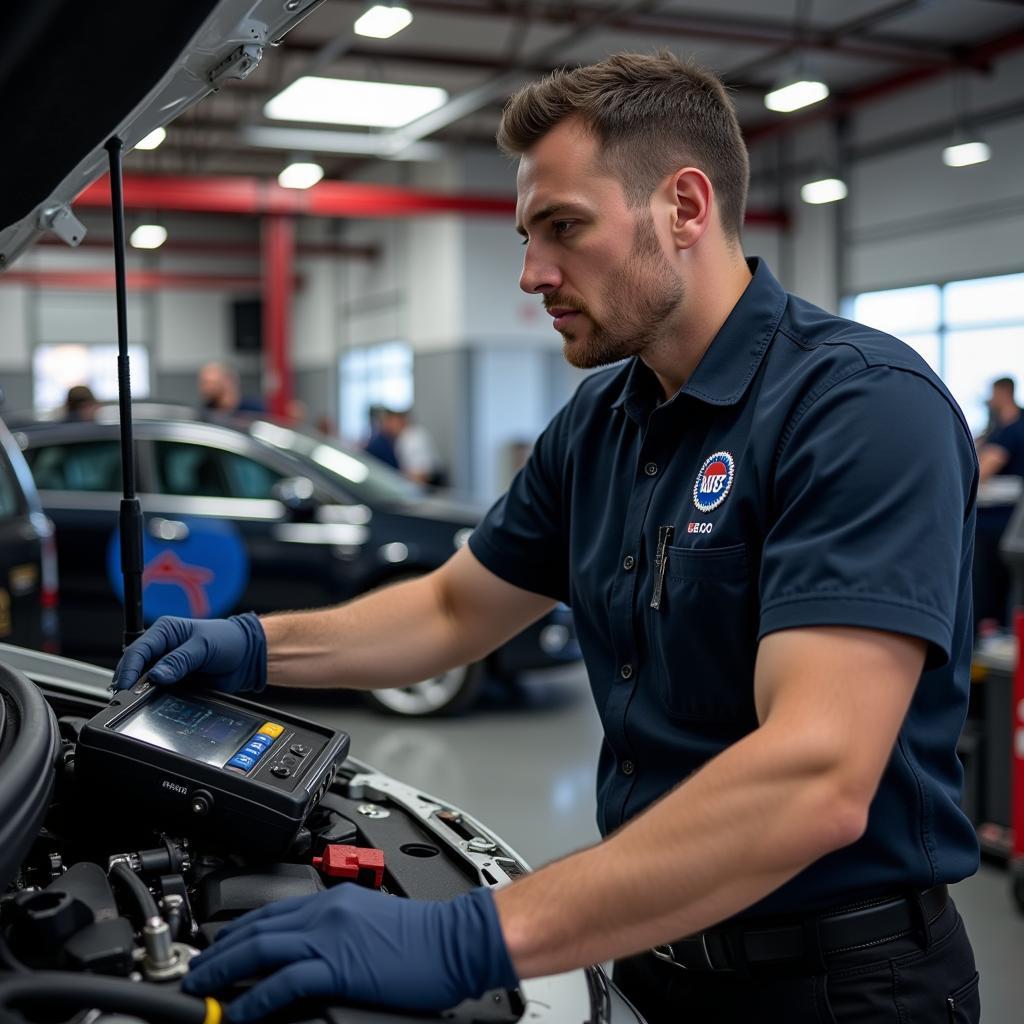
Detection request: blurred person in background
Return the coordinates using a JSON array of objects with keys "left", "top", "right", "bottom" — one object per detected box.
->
[
  {"left": 392, "top": 408, "right": 446, "bottom": 488},
  {"left": 197, "top": 361, "right": 263, "bottom": 414},
  {"left": 974, "top": 376, "right": 1024, "bottom": 632},
  {"left": 363, "top": 403, "right": 400, "bottom": 468},
  {"left": 63, "top": 384, "right": 99, "bottom": 422}
]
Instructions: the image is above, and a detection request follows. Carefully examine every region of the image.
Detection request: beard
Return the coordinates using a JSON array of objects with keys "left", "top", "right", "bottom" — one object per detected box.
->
[{"left": 555, "top": 213, "right": 684, "bottom": 370}]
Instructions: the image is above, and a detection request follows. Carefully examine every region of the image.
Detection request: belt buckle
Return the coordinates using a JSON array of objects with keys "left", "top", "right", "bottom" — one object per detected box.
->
[{"left": 652, "top": 933, "right": 715, "bottom": 971}]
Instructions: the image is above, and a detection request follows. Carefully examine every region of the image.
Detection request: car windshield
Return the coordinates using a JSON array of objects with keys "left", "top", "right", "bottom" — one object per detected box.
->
[{"left": 247, "top": 420, "right": 424, "bottom": 504}]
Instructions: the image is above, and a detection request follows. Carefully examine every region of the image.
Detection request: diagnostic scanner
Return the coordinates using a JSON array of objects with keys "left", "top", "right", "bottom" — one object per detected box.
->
[{"left": 75, "top": 678, "right": 350, "bottom": 856}]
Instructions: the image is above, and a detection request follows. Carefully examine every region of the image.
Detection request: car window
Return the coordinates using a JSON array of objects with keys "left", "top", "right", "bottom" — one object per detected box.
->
[
  {"left": 0, "top": 451, "right": 20, "bottom": 518},
  {"left": 27, "top": 441, "right": 123, "bottom": 492},
  {"left": 153, "top": 442, "right": 230, "bottom": 498},
  {"left": 219, "top": 450, "right": 283, "bottom": 500}
]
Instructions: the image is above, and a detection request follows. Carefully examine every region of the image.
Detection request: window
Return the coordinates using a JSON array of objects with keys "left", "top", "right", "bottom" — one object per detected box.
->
[
  {"left": 153, "top": 443, "right": 282, "bottom": 500},
  {"left": 220, "top": 450, "right": 283, "bottom": 500},
  {"left": 339, "top": 342, "right": 413, "bottom": 444},
  {"left": 27, "top": 441, "right": 123, "bottom": 492},
  {"left": 845, "top": 272, "right": 1024, "bottom": 434},
  {"left": 33, "top": 344, "right": 150, "bottom": 412}
]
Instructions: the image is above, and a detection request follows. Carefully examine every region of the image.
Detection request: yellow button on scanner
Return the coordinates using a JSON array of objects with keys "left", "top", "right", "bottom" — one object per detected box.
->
[{"left": 259, "top": 722, "right": 285, "bottom": 738}]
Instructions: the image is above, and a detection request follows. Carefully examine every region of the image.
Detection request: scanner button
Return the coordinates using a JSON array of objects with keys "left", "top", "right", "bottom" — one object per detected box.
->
[
  {"left": 289, "top": 744, "right": 310, "bottom": 757},
  {"left": 227, "top": 754, "right": 256, "bottom": 772},
  {"left": 271, "top": 765, "right": 291, "bottom": 778},
  {"left": 251, "top": 733, "right": 275, "bottom": 748},
  {"left": 281, "top": 754, "right": 298, "bottom": 768},
  {"left": 260, "top": 722, "right": 285, "bottom": 738},
  {"left": 242, "top": 743, "right": 267, "bottom": 760}
]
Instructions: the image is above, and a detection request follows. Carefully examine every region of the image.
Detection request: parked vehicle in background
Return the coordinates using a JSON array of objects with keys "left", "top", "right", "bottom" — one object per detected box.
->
[
  {"left": 12, "top": 405, "right": 578, "bottom": 716},
  {"left": 0, "top": 415, "right": 58, "bottom": 652}
]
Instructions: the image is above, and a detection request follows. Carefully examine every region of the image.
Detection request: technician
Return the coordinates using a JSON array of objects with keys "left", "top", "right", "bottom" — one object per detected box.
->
[
  {"left": 975, "top": 376, "right": 1024, "bottom": 630},
  {"left": 114, "top": 52, "right": 981, "bottom": 1024}
]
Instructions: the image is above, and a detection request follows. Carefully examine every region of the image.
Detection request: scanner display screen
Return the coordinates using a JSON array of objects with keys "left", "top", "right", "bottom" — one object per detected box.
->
[{"left": 115, "top": 691, "right": 262, "bottom": 768}]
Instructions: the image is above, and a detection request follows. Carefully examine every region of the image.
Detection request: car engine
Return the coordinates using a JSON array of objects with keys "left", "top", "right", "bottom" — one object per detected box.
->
[{"left": 0, "top": 658, "right": 618, "bottom": 1024}]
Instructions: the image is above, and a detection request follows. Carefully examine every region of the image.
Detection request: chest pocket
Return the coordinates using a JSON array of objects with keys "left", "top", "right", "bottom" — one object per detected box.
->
[{"left": 646, "top": 542, "right": 759, "bottom": 723}]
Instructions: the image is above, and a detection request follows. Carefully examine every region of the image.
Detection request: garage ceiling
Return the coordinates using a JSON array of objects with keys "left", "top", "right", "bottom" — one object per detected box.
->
[{"left": 126, "top": 0, "right": 1024, "bottom": 181}]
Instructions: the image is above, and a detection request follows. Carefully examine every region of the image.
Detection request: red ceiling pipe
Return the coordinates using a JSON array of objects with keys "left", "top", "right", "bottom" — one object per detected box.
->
[
  {"left": 262, "top": 216, "right": 294, "bottom": 418},
  {"left": 76, "top": 175, "right": 517, "bottom": 218},
  {"left": 0, "top": 270, "right": 295, "bottom": 290}
]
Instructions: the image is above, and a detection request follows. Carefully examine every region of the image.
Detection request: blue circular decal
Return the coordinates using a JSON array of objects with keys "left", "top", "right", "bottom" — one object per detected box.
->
[
  {"left": 107, "top": 517, "right": 249, "bottom": 623},
  {"left": 692, "top": 451, "right": 735, "bottom": 513}
]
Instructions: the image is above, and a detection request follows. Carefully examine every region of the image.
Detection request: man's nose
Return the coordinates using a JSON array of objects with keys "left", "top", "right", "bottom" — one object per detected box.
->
[{"left": 519, "top": 245, "right": 561, "bottom": 295}]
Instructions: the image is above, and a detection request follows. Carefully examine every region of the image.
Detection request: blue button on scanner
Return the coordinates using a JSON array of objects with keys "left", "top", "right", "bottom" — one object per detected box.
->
[
  {"left": 227, "top": 753, "right": 257, "bottom": 772},
  {"left": 242, "top": 743, "right": 268, "bottom": 760}
]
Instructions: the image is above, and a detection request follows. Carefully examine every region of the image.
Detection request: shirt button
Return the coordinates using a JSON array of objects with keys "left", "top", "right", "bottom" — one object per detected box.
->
[
  {"left": 620, "top": 664, "right": 633, "bottom": 679},
  {"left": 622, "top": 554, "right": 635, "bottom": 571},
  {"left": 644, "top": 462, "right": 658, "bottom": 477},
  {"left": 622, "top": 759, "right": 636, "bottom": 776}
]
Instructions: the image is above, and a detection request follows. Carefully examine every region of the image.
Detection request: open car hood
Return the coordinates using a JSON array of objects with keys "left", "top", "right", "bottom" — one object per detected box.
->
[{"left": 0, "top": 0, "right": 324, "bottom": 268}]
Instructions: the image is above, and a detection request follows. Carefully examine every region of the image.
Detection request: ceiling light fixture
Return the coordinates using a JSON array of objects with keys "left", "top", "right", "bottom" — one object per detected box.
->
[
  {"left": 764, "top": 77, "right": 830, "bottom": 113},
  {"left": 135, "top": 127, "right": 166, "bottom": 151},
  {"left": 800, "top": 177, "right": 847, "bottom": 205},
  {"left": 129, "top": 224, "right": 167, "bottom": 249},
  {"left": 354, "top": 3, "right": 413, "bottom": 39},
  {"left": 942, "top": 139, "right": 991, "bottom": 168},
  {"left": 943, "top": 71, "right": 991, "bottom": 169},
  {"left": 264, "top": 76, "right": 447, "bottom": 129},
  {"left": 278, "top": 161, "right": 325, "bottom": 189}
]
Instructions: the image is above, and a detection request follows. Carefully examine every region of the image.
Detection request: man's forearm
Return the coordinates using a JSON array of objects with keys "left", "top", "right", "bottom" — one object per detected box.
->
[
  {"left": 262, "top": 573, "right": 475, "bottom": 690},
  {"left": 494, "top": 720, "right": 866, "bottom": 978}
]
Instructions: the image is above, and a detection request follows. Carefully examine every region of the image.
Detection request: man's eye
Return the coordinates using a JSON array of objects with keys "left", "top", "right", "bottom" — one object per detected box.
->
[{"left": 552, "top": 221, "right": 573, "bottom": 236}]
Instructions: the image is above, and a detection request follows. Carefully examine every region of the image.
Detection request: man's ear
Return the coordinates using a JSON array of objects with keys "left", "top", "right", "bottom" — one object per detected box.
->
[{"left": 667, "top": 167, "right": 713, "bottom": 251}]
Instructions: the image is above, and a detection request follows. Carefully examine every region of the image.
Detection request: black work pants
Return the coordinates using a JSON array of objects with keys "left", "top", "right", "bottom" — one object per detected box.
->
[{"left": 613, "top": 899, "right": 979, "bottom": 1023}]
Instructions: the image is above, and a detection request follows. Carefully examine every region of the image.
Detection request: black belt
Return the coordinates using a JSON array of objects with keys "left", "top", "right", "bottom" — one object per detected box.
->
[{"left": 652, "top": 885, "right": 948, "bottom": 972}]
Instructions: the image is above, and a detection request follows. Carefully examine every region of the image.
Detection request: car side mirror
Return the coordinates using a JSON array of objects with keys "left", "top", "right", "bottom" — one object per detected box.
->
[{"left": 273, "top": 476, "right": 317, "bottom": 519}]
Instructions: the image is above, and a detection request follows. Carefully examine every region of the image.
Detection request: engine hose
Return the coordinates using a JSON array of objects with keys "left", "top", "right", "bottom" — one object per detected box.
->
[
  {"left": 0, "top": 973, "right": 220, "bottom": 1024},
  {"left": 110, "top": 860, "right": 160, "bottom": 923}
]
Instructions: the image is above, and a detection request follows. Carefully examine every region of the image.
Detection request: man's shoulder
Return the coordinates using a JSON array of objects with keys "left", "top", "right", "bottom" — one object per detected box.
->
[{"left": 773, "top": 293, "right": 965, "bottom": 428}]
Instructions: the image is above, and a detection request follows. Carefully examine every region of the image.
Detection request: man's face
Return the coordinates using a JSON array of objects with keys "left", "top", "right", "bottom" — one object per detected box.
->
[
  {"left": 199, "top": 365, "right": 227, "bottom": 401},
  {"left": 515, "top": 119, "right": 683, "bottom": 369}
]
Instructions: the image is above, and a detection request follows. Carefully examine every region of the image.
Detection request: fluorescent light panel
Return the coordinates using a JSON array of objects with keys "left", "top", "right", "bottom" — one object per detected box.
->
[
  {"left": 800, "top": 178, "right": 847, "bottom": 205},
  {"left": 130, "top": 224, "right": 167, "bottom": 249},
  {"left": 278, "top": 162, "right": 324, "bottom": 189},
  {"left": 135, "top": 126, "right": 166, "bottom": 151},
  {"left": 764, "top": 79, "right": 829, "bottom": 113},
  {"left": 942, "top": 140, "right": 991, "bottom": 167},
  {"left": 354, "top": 4, "right": 413, "bottom": 39},
  {"left": 264, "top": 76, "right": 448, "bottom": 129}
]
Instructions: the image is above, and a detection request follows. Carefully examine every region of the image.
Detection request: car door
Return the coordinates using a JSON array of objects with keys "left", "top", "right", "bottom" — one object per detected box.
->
[
  {"left": 144, "top": 433, "right": 345, "bottom": 618},
  {"left": 22, "top": 435, "right": 132, "bottom": 660}
]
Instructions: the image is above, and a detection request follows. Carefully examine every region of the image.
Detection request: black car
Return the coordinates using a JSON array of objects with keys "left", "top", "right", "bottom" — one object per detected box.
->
[
  {"left": 0, "top": 415, "right": 58, "bottom": 653},
  {"left": 13, "top": 406, "right": 578, "bottom": 715}
]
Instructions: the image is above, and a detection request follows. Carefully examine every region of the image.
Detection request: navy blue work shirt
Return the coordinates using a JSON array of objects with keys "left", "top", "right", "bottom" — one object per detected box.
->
[{"left": 469, "top": 258, "right": 980, "bottom": 914}]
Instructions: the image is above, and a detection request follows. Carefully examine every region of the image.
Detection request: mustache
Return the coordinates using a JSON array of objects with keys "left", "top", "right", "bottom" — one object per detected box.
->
[{"left": 544, "top": 295, "right": 588, "bottom": 315}]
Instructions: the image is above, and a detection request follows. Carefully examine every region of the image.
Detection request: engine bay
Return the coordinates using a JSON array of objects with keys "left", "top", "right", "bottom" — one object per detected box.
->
[{"left": 0, "top": 658, "right": 618, "bottom": 1024}]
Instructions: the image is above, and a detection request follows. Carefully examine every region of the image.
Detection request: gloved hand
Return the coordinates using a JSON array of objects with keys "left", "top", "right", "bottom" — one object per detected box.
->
[
  {"left": 111, "top": 613, "right": 267, "bottom": 693},
  {"left": 180, "top": 884, "right": 518, "bottom": 1022}
]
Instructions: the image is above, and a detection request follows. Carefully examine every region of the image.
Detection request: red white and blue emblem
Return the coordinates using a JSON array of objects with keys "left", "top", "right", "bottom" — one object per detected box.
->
[{"left": 693, "top": 451, "right": 735, "bottom": 513}]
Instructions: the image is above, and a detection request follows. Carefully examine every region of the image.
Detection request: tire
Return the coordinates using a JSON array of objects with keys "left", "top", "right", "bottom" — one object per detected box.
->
[{"left": 361, "top": 660, "right": 486, "bottom": 717}]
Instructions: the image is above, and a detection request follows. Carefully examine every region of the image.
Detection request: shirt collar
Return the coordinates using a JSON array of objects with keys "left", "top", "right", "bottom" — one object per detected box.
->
[{"left": 610, "top": 257, "right": 788, "bottom": 422}]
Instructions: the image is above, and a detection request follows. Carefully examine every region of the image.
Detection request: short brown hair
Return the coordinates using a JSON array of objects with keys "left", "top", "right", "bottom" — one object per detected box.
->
[{"left": 497, "top": 51, "right": 749, "bottom": 239}]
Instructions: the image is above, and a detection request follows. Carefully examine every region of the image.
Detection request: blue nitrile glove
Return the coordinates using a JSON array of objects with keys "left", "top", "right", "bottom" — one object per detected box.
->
[
  {"left": 180, "top": 884, "right": 518, "bottom": 1023},
  {"left": 111, "top": 613, "right": 267, "bottom": 693}
]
